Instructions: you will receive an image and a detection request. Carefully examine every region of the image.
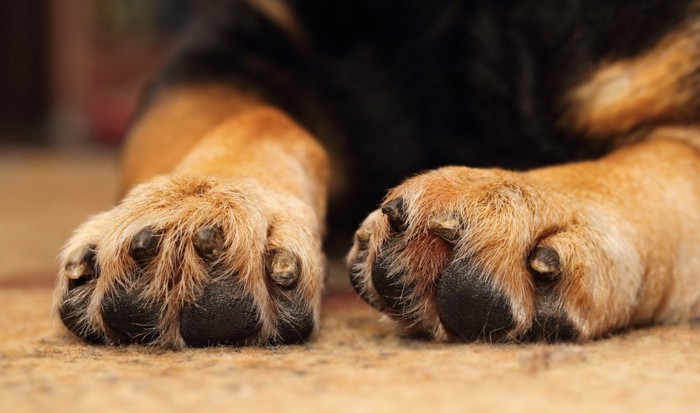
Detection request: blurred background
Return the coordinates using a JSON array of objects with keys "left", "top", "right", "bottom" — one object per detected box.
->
[
  {"left": 0, "top": 0, "right": 191, "bottom": 286},
  {"left": 0, "top": 0, "right": 349, "bottom": 291}
]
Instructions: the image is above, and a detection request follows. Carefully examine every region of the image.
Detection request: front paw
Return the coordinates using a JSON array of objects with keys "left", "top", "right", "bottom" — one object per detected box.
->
[
  {"left": 348, "top": 166, "right": 643, "bottom": 342},
  {"left": 55, "top": 174, "right": 323, "bottom": 348}
]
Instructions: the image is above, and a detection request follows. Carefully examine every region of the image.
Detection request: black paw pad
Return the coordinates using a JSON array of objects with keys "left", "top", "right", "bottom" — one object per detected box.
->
[
  {"left": 59, "top": 290, "right": 104, "bottom": 344},
  {"left": 349, "top": 265, "right": 383, "bottom": 311},
  {"left": 101, "top": 286, "right": 161, "bottom": 344},
  {"left": 130, "top": 227, "right": 160, "bottom": 264},
  {"left": 179, "top": 278, "right": 260, "bottom": 347},
  {"left": 371, "top": 254, "right": 414, "bottom": 316},
  {"left": 348, "top": 229, "right": 385, "bottom": 310},
  {"left": 437, "top": 260, "right": 514, "bottom": 341},
  {"left": 273, "top": 294, "right": 314, "bottom": 344}
]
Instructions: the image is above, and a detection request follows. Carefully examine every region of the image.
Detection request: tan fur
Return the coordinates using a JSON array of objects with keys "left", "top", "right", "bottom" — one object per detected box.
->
[
  {"left": 121, "top": 85, "right": 263, "bottom": 192},
  {"left": 55, "top": 85, "right": 330, "bottom": 348},
  {"left": 348, "top": 129, "right": 700, "bottom": 341},
  {"left": 56, "top": 24, "right": 700, "bottom": 347},
  {"left": 566, "top": 25, "right": 700, "bottom": 138}
]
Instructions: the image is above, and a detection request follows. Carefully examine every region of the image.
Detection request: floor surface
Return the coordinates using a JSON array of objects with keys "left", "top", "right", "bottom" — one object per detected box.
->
[
  {"left": 1, "top": 148, "right": 698, "bottom": 412},
  {"left": 1, "top": 290, "right": 699, "bottom": 413}
]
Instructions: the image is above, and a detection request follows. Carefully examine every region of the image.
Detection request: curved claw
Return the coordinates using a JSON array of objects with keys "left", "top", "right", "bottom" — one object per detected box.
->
[
  {"left": 355, "top": 228, "right": 371, "bottom": 248},
  {"left": 65, "top": 244, "right": 97, "bottom": 280},
  {"left": 528, "top": 246, "right": 562, "bottom": 281},
  {"left": 428, "top": 216, "right": 460, "bottom": 243},
  {"left": 130, "top": 227, "right": 160, "bottom": 263},
  {"left": 268, "top": 250, "right": 300, "bottom": 288},
  {"left": 64, "top": 244, "right": 98, "bottom": 290},
  {"left": 381, "top": 197, "right": 407, "bottom": 232},
  {"left": 193, "top": 225, "right": 225, "bottom": 260}
]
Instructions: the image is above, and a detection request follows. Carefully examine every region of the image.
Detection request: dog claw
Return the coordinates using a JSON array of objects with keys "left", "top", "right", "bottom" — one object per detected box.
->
[
  {"left": 355, "top": 228, "right": 371, "bottom": 248},
  {"left": 65, "top": 244, "right": 97, "bottom": 281},
  {"left": 528, "top": 246, "right": 562, "bottom": 281},
  {"left": 130, "top": 227, "right": 160, "bottom": 263},
  {"left": 193, "top": 226, "right": 225, "bottom": 260},
  {"left": 428, "top": 216, "right": 460, "bottom": 242},
  {"left": 382, "top": 197, "right": 407, "bottom": 232},
  {"left": 268, "top": 251, "right": 299, "bottom": 288}
]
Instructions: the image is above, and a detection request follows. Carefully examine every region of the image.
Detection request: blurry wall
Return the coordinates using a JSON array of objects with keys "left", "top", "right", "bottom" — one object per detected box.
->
[
  {"left": 0, "top": 1, "right": 191, "bottom": 283},
  {"left": 0, "top": 1, "right": 50, "bottom": 144},
  {"left": 52, "top": 0, "right": 191, "bottom": 145},
  {"left": 0, "top": 0, "right": 190, "bottom": 146}
]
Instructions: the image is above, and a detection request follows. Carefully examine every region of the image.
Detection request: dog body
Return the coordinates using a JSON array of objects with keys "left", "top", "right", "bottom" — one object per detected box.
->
[{"left": 57, "top": 0, "right": 700, "bottom": 347}]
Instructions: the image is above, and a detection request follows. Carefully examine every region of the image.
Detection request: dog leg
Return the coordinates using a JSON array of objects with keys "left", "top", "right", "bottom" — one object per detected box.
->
[
  {"left": 349, "top": 128, "right": 700, "bottom": 342},
  {"left": 55, "top": 85, "right": 330, "bottom": 348}
]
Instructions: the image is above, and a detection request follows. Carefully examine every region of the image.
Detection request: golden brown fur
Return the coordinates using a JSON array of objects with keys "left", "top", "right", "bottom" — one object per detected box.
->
[
  {"left": 349, "top": 130, "right": 700, "bottom": 341},
  {"left": 55, "top": 10, "right": 700, "bottom": 346},
  {"left": 566, "top": 22, "right": 700, "bottom": 139},
  {"left": 56, "top": 85, "right": 329, "bottom": 348}
]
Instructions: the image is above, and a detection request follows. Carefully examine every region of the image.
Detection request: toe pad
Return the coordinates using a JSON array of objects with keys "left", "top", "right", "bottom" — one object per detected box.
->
[
  {"left": 180, "top": 278, "right": 260, "bottom": 347},
  {"left": 437, "top": 260, "right": 514, "bottom": 341}
]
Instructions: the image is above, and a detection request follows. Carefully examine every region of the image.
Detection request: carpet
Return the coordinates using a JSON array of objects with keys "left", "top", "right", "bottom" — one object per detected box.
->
[{"left": 1, "top": 288, "right": 699, "bottom": 413}]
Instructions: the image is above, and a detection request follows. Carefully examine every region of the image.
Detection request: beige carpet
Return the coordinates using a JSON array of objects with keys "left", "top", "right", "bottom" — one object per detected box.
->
[
  {"left": 2, "top": 148, "right": 699, "bottom": 413},
  {"left": 1, "top": 289, "right": 699, "bottom": 413}
]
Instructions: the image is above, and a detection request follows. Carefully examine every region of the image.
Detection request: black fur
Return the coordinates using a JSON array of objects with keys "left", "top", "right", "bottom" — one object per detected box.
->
[{"left": 146, "top": 0, "right": 693, "bottom": 250}]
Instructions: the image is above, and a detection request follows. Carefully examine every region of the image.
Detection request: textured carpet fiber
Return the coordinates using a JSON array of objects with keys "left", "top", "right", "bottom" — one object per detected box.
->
[
  {"left": 2, "top": 289, "right": 699, "bottom": 413},
  {"left": 2, "top": 149, "right": 699, "bottom": 412}
]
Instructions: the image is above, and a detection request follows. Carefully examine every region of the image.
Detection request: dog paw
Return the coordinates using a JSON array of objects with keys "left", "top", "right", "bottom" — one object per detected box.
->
[
  {"left": 348, "top": 166, "right": 644, "bottom": 342},
  {"left": 55, "top": 174, "right": 323, "bottom": 348}
]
